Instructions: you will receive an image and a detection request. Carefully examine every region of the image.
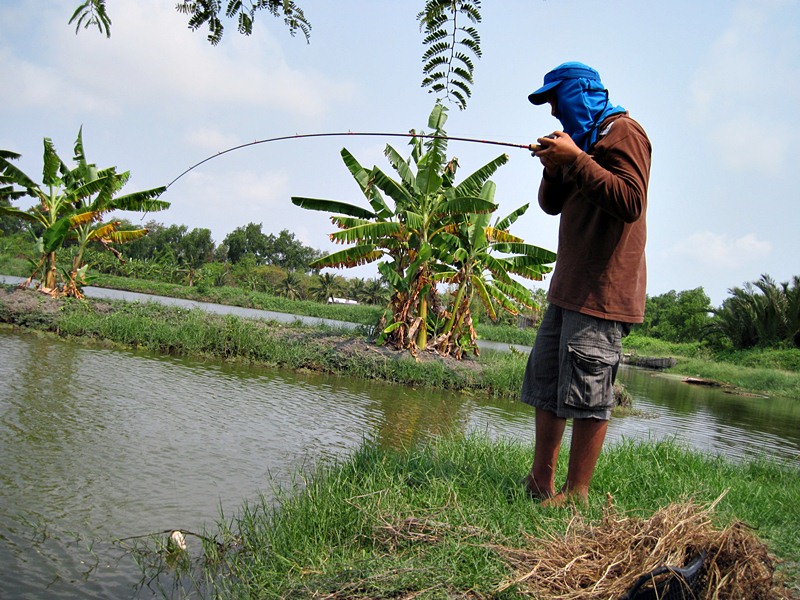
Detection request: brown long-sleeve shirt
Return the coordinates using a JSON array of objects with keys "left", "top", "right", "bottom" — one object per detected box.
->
[{"left": 539, "top": 113, "right": 651, "bottom": 323}]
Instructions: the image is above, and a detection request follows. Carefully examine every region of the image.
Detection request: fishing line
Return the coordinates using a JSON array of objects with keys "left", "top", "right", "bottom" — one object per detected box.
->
[{"left": 165, "top": 131, "right": 536, "bottom": 190}]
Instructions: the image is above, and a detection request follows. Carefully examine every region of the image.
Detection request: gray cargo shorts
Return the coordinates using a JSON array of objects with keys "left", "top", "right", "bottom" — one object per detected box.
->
[{"left": 521, "top": 305, "right": 629, "bottom": 420}]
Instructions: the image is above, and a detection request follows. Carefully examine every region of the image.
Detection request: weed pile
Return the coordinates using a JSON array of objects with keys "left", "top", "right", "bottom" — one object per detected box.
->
[{"left": 490, "top": 494, "right": 795, "bottom": 599}]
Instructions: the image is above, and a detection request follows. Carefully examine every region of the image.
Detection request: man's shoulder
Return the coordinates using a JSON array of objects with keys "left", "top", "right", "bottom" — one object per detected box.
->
[{"left": 598, "top": 113, "right": 651, "bottom": 149}]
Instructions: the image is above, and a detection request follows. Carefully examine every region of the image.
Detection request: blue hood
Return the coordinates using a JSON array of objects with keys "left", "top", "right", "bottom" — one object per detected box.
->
[{"left": 529, "top": 62, "right": 626, "bottom": 151}]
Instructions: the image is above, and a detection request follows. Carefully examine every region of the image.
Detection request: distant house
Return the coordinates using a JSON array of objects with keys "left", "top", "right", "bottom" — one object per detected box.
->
[{"left": 327, "top": 297, "right": 358, "bottom": 305}]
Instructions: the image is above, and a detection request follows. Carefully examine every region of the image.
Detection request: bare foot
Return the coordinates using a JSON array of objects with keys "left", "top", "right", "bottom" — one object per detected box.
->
[
  {"left": 540, "top": 490, "right": 589, "bottom": 508},
  {"left": 521, "top": 473, "right": 554, "bottom": 501}
]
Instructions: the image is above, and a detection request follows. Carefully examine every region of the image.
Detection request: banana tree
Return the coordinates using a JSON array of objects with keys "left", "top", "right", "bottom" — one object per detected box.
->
[
  {"left": 62, "top": 131, "right": 169, "bottom": 296},
  {"left": 0, "top": 129, "right": 168, "bottom": 297},
  {"left": 292, "top": 102, "right": 555, "bottom": 357},
  {"left": 294, "top": 103, "right": 495, "bottom": 353}
]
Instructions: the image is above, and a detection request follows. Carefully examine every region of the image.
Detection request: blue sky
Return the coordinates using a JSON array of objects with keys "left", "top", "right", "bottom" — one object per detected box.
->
[{"left": 1, "top": 0, "right": 798, "bottom": 307}]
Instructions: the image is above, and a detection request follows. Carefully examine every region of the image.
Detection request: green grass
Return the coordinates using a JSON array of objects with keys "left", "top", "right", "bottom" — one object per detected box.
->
[
  {"left": 622, "top": 333, "right": 709, "bottom": 359},
  {"left": 94, "top": 274, "right": 542, "bottom": 345},
  {"left": 89, "top": 277, "right": 798, "bottom": 398},
  {"left": 0, "top": 256, "right": 28, "bottom": 278},
  {"left": 171, "top": 435, "right": 799, "bottom": 598},
  {"left": 624, "top": 333, "right": 800, "bottom": 399},
  {"left": 474, "top": 322, "right": 537, "bottom": 346},
  {"left": 673, "top": 357, "right": 800, "bottom": 399},
  {"left": 0, "top": 291, "right": 524, "bottom": 399}
]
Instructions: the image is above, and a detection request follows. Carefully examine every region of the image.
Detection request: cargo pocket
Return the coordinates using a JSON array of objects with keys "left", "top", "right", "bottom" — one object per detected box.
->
[{"left": 564, "top": 343, "right": 617, "bottom": 410}]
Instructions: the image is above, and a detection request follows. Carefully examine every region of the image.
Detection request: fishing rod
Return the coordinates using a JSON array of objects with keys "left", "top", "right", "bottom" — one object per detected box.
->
[{"left": 165, "top": 131, "right": 538, "bottom": 189}]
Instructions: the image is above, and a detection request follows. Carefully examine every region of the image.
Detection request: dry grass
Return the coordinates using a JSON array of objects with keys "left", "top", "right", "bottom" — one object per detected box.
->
[{"left": 493, "top": 492, "right": 795, "bottom": 599}]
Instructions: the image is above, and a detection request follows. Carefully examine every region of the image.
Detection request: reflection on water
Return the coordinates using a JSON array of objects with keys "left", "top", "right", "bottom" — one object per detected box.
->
[
  {"left": 614, "top": 367, "right": 800, "bottom": 463},
  {"left": 1, "top": 329, "right": 798, "bottom": 598}
]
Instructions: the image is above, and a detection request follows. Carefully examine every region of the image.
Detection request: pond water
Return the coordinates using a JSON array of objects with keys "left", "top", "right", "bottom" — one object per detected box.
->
[{"left": 1, "top": 289, "right": 799, "bottom": 598}]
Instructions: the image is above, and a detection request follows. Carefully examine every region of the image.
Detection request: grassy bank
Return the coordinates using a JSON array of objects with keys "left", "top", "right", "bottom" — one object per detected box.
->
[
  {"left": 623, "top": 334, "right": 800, "bottom": 399},
  {"left": 85, "top": 274, "right": 539, "bottom": 347},
  {"left": 156, "top": 435, "right": 798, "bottom": 598},
  {"left": 89, "top": 274, "right": 387, "bottom": 327},
  {"left": 2, "top": 283, "right": 799, "bottom": 400},
  {"left": 0, "top": 285, "right": 528, "bottom": 399}
]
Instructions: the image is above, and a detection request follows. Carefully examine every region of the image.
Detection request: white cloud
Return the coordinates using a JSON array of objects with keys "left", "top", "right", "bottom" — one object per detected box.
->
[
  {"left": 0, "top": 48, "right": 107, "bottom": 113},
  {"left": 668, "top": 230, "right": 771, "bottom": 269}
]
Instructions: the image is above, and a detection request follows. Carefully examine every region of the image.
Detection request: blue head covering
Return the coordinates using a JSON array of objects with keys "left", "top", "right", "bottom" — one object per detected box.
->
[{"left": 528, "top": 62, "right": 626, "bottom": 151}]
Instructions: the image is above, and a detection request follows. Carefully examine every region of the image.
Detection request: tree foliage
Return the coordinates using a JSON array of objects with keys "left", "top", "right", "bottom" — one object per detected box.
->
[
  {"left": 348, "top": 277, "right": 390, "bottom": 306},
  {"left": 122, "top": 222, "right": 215, "bottom": 272},
  {"left": 308, "top": 272, "right": 344, "bottom": 303},
  {"left": 417, "top": 0, "right": 482, "bottom": 110},
  {"left": 276, "top": 270, "right": 305, "bottom": 300},
  {"left": 0, "top": 194, "right": 24, "bottom": 236},
  {"left": 221, "top": 223, "right": 321, "bottom": 271},
  {"left": 69, "top": 0, "right": 309, "bottom": 45},
  {"left": 637, "top": 287, "right": 712, "bottom": 343},
  {"left": 175, "top": 0, "right": 311, "bottom": 45},
  {"left": 707, "top": 274, "right": 800, "bottom": 349},
  {"left": 69, "top": 0, "right": 111, "bottom": 38}
]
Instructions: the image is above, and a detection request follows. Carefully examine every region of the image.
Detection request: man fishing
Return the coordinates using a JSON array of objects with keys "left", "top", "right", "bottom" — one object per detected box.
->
[{"left": 521, "top": 61, "right": 652, "bottom": 506}]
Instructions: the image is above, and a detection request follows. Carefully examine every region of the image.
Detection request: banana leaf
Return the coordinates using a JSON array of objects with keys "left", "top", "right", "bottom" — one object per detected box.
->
[
  {"left": 455, "top": 154, "right": 509, "bottom": 197},
  {"left": 492, "top": 242, "right": 557, "bottom": 262},
  {"left": 310, "top": 245, "right": 383, "bottom": 269},
  {"left": 291, "top": 196, "right": 376, "bottom": 219},
  {"left": 329, "top": 221, "right": 402, "bottom": 245},
  {"left": 494, "top": 202, "right": 530, "bottom": 231},
  {"left": 107, "top": 228, "right": 149, "bottom": 244},
  {"left": 111, "top": 187, "right": 169, "bottom": 212},
  {"left": 383, "top": 145, "right": 418, "bottom": 193},
  {"left": 437, "top": 195, "right": 496, "bottom": 216},
  {"left": 340, "top": 148, "right": 393, "bottom": 219}
]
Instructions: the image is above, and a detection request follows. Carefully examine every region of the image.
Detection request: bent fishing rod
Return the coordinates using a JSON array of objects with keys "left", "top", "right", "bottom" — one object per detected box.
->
[{"left": 165, "top": 131, "right": 542, "bottom": 190}]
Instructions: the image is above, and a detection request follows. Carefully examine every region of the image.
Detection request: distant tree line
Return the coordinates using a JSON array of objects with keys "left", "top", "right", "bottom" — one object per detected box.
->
[
  {"left": 117, "top": 220, "right": 324, "bottom": 271},
  {"left": 79, "top": 219, "right": 390, "bottom": 305},
  {"left": 634, "top": 276, "right": 800, "bottom": 350}
]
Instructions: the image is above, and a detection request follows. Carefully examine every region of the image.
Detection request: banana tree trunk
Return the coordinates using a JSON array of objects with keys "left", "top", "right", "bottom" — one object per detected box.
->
[
  {"left": 44, "top": 251, "right": 58, "bottom": 290},
  {"left": 416, "top": 295, "right": 428, "bottom": 349},
  {"left": 442, "top": 277, "right": 468, "bottom": 338}
]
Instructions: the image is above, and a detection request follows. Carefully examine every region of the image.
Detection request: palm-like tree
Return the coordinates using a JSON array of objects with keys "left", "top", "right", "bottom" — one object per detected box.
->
[
  {"left": 309, "top": 272, "right": 344, "bottom": 303},
  {"left": 0, "top": 129, "right": 168, "bottom": 296},
  {"left": 709, "top": 274, "right": 800, "bottom": 349},
  {"left": 293, "top": 102, "right": 555, "bottom": 357},
  {"left": 360, "top": 278, "right": 390, "bottom": 306},
  {"left": 276, "top": 271, "right": 305, "bottom": 300}
]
